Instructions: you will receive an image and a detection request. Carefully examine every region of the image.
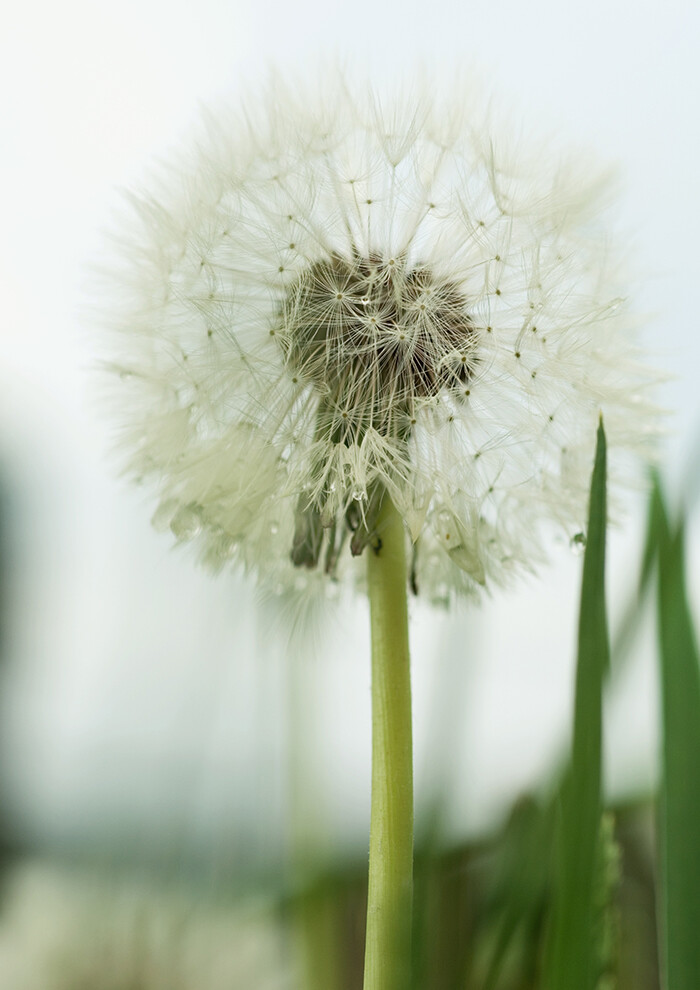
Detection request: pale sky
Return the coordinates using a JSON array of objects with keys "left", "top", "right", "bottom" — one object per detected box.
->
[{"left": 0, "top": 0, "right": 697, "bottom": 866}]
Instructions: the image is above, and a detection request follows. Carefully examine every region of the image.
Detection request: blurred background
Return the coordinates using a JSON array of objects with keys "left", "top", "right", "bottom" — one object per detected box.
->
[{"left": 0, "top": 0, "right": 698, "bottom": 986}]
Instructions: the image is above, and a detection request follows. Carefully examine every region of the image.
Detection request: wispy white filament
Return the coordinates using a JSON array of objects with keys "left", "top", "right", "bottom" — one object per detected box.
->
[{"left": 98, "top": 73, "right": 658, "bottom": 604}]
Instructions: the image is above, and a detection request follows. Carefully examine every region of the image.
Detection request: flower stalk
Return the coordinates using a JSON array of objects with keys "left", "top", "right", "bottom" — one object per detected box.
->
[{"left": 364, "top": 495, "right": 414, "bottom": 990}]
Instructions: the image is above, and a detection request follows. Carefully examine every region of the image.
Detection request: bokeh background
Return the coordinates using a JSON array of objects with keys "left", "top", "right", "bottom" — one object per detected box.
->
[{"left": 0, "top": 0, "right": 698, "bottom": 983}]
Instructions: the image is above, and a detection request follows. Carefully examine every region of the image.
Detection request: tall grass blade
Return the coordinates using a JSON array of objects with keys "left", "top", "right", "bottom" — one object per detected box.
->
[
  {"left": 611, "top": 472, "right": 665, "bottom": 672},
  {"left": 482, "top": 797, "right": 553, "bottom": 990},
  {"left": 655, "top": 479, "right": 700, "bottom": 990},
  {"left": 542, "top": 419, "right": 609, "bottom": 990}
]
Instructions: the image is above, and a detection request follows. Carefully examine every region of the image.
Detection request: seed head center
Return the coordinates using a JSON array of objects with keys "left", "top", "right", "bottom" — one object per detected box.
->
[{"left": 279, "top": 253, "right": 476, "bottom": 438}]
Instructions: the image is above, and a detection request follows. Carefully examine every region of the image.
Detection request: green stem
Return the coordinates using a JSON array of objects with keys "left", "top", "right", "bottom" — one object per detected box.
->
[{"left": 363, "top": 495, "right": 414, "bottom": 990}]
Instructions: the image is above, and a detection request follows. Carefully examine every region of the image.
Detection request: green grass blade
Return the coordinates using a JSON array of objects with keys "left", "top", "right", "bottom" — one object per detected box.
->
[
  {"left": 611, "top": 471, "right": 665, "bottom": 672},
  {"left": 542, "top": 419, "right": 609, "bottom": 990},
  {"left": 655, "top": 479, "right": 700, "bottom": 990},
  {"left": 482, "top": 797, "right": 554, "bottom": 990}
]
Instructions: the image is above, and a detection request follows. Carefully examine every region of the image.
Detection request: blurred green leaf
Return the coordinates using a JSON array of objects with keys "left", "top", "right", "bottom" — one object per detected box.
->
[
  {"left": 611, "top": 472, "right": 665, "bottom": 672},
  {"left": 613, "top": 415, "right": 700, "bottom": 681},
  {"left": 542, "top": 420, "right": 609, "bottom": 990},
  {"left": 482, "top": 796, "right": 553, "bottom": 990},
  {"left": 591, "top": 811, "right": 622, "bottom": 988},
  {"left": 654, "top": 478, "right": 700, "bottom": 990}
]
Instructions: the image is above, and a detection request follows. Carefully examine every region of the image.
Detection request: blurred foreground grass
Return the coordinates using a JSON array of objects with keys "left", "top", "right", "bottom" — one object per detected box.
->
[
  {"left": 0, "top": 796, "right": 659, "bottom": 990},
  {"left": 0, "top": 433, "right": 697, "bottom": 989}
]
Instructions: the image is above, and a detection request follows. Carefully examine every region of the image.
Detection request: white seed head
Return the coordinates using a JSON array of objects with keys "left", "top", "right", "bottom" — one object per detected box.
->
[{"left": 97, "top": 73, "right": 659, "bottom": 604}]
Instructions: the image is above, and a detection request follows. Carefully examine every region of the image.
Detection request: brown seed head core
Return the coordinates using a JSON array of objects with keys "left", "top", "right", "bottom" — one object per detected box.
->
[
  {"left": 280, "top": 252, "right": 476, "bottom": 443},
  {"left": 278, "top": 252, "right": 477, "bottom": 572}
]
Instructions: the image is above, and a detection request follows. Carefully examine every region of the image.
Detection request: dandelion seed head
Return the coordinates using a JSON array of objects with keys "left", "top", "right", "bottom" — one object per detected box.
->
[
  {"left": 97, "top": 72, "right": 660, "bottom": 604},
  {"left": 279, "top": 253, "right": 476, "bottom": 419}
]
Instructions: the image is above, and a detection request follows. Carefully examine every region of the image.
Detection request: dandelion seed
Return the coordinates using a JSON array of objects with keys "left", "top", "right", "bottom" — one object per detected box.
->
[{"left": 98, "top": 73, "right": 658, "bottom": 605}]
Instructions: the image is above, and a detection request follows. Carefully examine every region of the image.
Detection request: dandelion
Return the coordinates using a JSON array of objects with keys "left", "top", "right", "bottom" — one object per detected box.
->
[
  {"left": 97, "top": 72, "right": 658, "bottom": 990},
  {"left": 100, "top": 75, "right": 654, "bottom": 604}
]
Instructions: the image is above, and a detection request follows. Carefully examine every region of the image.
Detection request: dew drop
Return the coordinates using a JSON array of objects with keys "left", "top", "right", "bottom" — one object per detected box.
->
[
  {"left": 352, "top": 490, "right": 367, "bottom": 502},
  {"left": 170, "top": 505, "right": 202, "bottom": 540},
  {"left": 214, "top": 531, "right": 236, "bottom": 559},
  {"left": 570, "top": 532, "right": 586, "bottom": 555},
  {"left": 151, "top": 498, "right": 179, "bottom": 533}
]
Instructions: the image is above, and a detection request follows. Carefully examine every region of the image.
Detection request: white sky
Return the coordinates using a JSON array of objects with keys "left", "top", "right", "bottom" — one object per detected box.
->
[{"left": 0, "top": 0, "right": 698, "bottom": 867}]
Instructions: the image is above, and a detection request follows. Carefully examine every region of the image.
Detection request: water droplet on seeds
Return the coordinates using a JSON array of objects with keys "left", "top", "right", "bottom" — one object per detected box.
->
[
  {"left": 352, "top": 490, "right": 367, "bottom": 502},
  {"left": 270, "top": 521, "right": 279, "bottom": 535},
  {"left": 214, "top": 531, "right": 236, "bottom": 559},
  {"left": 170, "top": 505, "right": 202, "bottom": 540},
  {"left": 570, "top": 532, "right": 586, "bottom": 555},
  {"left": 151, "top": 498, "right": 179, "bottom": 533}
]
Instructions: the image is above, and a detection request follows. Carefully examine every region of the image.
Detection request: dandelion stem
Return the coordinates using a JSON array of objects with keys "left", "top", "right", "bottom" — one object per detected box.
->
[{"left": 363, "top": 495, "right": 414, "bottom": 990}]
